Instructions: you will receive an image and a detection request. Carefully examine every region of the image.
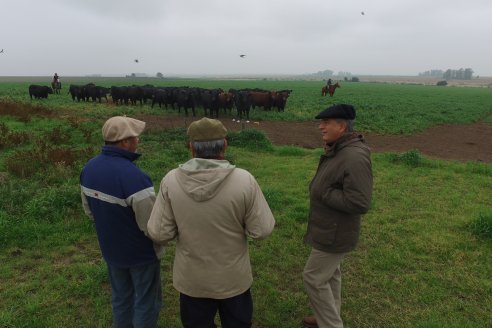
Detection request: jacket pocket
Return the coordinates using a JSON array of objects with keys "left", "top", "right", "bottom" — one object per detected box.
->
[{"left": 310, "top": 222, "right": 337, "bottom": 247}]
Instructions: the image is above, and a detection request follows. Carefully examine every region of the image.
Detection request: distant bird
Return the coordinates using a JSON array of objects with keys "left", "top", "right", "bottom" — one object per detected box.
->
[
  {"left": 361, "top": 11, "right": 365, "bottom": 15},
  {"left": 134, "top": 59, "right": 139, "bottom": 63},
  {"left": 0, "top": 49, "right": 4, "bottom": 53},
  {"left": 239, "top": 54, "right": 246, "bottom": 58}
]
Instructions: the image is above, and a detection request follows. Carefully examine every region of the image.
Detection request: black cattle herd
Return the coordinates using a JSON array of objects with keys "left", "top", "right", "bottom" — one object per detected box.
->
[{"left": 28, "top": 83, "right": 292, "bottom": 120}]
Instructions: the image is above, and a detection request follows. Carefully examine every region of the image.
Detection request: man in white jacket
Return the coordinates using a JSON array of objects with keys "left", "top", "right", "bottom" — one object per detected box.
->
[{"left": 148, "top": 117, "right": 275, "bottom": 328}]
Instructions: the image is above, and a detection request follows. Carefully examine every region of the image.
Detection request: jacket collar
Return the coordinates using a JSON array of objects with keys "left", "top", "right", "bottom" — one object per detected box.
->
[
  {"left": 102, "top": 145, "right": 141, "bottom": 162},
  {"left": 324, "top": 133, "right": 364, "bottom": 156}
]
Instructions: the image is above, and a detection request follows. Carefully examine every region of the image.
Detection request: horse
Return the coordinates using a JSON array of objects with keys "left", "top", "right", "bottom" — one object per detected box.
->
[
  {"left": 51, "top": 81, "right": 61, "bottom": 94},
  {"left": 321, "top": 82, "right": 341, "bottom": 97}
]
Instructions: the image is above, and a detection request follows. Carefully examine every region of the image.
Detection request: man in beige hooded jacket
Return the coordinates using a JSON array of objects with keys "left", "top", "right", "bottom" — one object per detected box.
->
[{"left": 147, "top": 117, "right": 275, "bottom": 328}]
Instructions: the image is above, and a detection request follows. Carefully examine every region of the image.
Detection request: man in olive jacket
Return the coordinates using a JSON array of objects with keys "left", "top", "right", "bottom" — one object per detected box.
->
[
  {"left": 147, "top": 118, "right": 275, "bottom": 328},
  {"left": 302, "top": 104, "right": 373, "bottom": 328}
]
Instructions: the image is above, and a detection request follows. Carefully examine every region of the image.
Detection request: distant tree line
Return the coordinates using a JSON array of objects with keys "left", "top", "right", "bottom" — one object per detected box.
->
[
  {"left": 419, "top": 68, "right": 474, "bottom": 80},
  {"left": 308, "top": 70, "right": 334, "bottom": 78}
]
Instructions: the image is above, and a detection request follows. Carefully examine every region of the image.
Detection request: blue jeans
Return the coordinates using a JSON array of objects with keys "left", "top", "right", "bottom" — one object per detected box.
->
[
  {"left": 180, "top": 289, "right": 253, "bottom": 328},
  {"left": 107, "top": 261, "right": 162, "bottom": 328}
]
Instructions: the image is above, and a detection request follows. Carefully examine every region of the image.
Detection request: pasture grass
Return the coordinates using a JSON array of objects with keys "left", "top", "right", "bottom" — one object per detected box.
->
[
  {"left": 1, "top": 108, "right": 491, "bottom": 327},
  {"left": 1, "top": 78, "right": 491, "bottom": 134}
]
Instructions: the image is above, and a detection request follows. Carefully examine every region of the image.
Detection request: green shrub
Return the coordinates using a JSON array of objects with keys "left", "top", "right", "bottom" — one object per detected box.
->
[
  {"left": 389, "top": 149, "right": 424, "bottom": 167},
  {"left": 469, "top": 211, "right": 492, "bottom": 239},
  {"left": 227, "top": 129, "right": 273, "bottom": 151}
]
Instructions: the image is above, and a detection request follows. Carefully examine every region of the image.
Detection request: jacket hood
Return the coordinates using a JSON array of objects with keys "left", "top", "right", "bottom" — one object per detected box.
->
[{"left": 176, "top": 158, "right": 236, "bottom": 202}]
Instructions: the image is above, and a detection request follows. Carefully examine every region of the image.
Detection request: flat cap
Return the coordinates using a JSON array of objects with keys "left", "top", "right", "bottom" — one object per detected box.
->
[
  {"left": 315, "top": 104, "right": 356, "bottom": 120},
  {"left": 187, "top": 117, "right": 227, "bottom": 142},
  {"left": 102, "top": 116, "right": 146, "bottom": 142}
]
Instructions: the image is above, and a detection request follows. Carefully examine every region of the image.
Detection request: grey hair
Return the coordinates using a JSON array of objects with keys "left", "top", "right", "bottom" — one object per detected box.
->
[
  {"left": 191, "top": 139, "right": 226, "bottom": 159},
  {"left": 336, "top": 119, "right": 354, "bottom": 132}
]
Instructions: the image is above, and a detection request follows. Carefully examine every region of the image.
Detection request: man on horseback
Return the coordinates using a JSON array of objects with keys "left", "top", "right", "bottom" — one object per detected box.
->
[
  {"left": 326, "top": 78, "right": 332, "bottom": 86},
  {"left": 52, "top": 73, "right": 61, "bottom": 94}
]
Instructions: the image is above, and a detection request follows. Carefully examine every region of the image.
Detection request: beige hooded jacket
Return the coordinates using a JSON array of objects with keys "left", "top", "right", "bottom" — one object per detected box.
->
[{"left": 147, "top": 158, "right": 275, "bottom": 299}]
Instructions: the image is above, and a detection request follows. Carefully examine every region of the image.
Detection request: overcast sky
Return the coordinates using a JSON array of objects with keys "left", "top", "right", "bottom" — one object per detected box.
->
[{"left": 1, "top": 0, "right": 491, "bottom": 77}]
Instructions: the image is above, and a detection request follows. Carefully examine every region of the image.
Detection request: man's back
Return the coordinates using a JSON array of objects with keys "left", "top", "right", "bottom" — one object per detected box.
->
[
  {"left": 148, "top": 158, "right": 275, "bottom": 299},
  {"left": 81, "top": 145, "right": 158, "bottom": 267}
]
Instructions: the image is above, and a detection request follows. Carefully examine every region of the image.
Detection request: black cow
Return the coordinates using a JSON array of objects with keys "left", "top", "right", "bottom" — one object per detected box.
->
[
  {"left": 86, "top": 85, "right": 110, "bottom": 102},
  {"left": 68, "top": 84, "right": 81, "bottom": 101},
  {"left": 274, "top": 89, "right": 292, "bottom": 112},
  {"left": 127, "top": 86, "right": 144, "bottom": 105},
  {"left": 29, "top": 85, "right": 53, "bottom": 99},
  {"left": 176, "top": 88, "right": 196, "bottom": 116},
  {"left": 152, "top": 88, "right": 167, "bottom": 108},
  {"left": 111, "top": 86, "right": 129, "bottom": 105},
  {"left": 200, "top": 89, "right": 221, "bottom": 118},
  {"left": 141, "top": 85, "right": 155, "bottom": 104},
  {"left": 234, "top": 91, "right": 252, "bottom": 120}
]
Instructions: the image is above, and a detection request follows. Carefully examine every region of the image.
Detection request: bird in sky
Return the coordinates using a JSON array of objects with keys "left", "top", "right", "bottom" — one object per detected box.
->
[
  {"left": 239, "top": 54, "right": 246, "bottom": 58},
  {"left": 0, "top": 49, "right": 4, "bottom": 53},
  {"left": 134, "top": 59, "right": 139, "bottom": 63},
  {"left": 361, "top": 11, "right": 365, "bottom": 15}
]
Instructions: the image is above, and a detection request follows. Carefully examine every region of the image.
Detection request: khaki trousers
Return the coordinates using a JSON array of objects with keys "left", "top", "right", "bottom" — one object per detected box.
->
[{"left": 303, "top": 248, "right": 347, "bottom": 328}]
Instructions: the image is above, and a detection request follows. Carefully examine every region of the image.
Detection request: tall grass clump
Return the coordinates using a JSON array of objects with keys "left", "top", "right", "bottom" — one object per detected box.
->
[
  {"left": 469, "top": 211, "right": 492, "bottom": 239},
  {"left": 388, "top": 149, "right": 424, "bottom": 167}
]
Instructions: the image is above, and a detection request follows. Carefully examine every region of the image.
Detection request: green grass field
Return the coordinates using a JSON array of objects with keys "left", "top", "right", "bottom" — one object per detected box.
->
[
  {"left": 1, "top": 77, "right": 491, "bottom": 133},
  {"left": 1, "top": 80, "right": 491, "bottom": 327}
]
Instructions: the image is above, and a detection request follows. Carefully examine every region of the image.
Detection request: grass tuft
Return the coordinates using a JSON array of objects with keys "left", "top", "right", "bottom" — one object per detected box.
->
[
  {"left": 389, "top": 149, "right": 424, "bottom": 167},
  {"left": 227, "top": 129, "right": 273, "bottom": 151},
  {"left": 469, "top": 211, "right": 492, "bottom": 239}
]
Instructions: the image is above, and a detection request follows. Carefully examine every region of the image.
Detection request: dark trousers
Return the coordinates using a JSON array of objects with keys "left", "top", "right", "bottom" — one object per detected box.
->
[
  {"left": 107, "top": 261, "right": 162, "bottom": 328},
  {"left": 180, "top": 289, "right": 253, "bottom": 328}
]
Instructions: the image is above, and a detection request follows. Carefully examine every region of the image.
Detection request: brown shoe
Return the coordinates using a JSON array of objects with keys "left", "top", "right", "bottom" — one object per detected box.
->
[{"left": 302, "top": 316, "right": 318, "bottom": 328}]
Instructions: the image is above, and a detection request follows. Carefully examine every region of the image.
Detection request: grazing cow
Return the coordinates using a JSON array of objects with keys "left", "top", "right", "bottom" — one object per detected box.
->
[
  {"left": 274, "top": 89, "right": 292, "bottom": 112},
  {"left": 152, "top": 88, "right": 168, "bottom": 109},
  {"left": 218, "top": 92, "right": 235, "bottom": 115},
  {"left": 141, "top": 84, "right": 155, "bottom": 104},
  {"left": 68, "top": 84, "right": 82, "bottom": 101},
  {"left": 234, "top": 91, "right": 252, "bottom": 120},
  {"left": 249, "top": 91, "right": 275, "bottom": 111},
  {"left": 111, "top": 86, "right": 129, "bottom": 105},
  {"left": 176, "top": 88, "right": 196, "bottom": 117},
  {"left": 28, "top": 85, "right": 53, "bottom": 99},
  {"left": 322, "top": 83, "right": 341, "bottom": 97},
  {"left": 200, "top": 89, "right": 221, "bottom": 118},
  {"left": 127, "top": 86, "right": 144, "bottom": 105},
  {"left": 86, "top": 85, "right": 110, "bottom": 102}
]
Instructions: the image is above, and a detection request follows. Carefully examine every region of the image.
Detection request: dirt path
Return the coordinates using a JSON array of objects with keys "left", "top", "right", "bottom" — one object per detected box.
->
[{"left": 140, "top": 115, "right": 492, "bottom": 163}]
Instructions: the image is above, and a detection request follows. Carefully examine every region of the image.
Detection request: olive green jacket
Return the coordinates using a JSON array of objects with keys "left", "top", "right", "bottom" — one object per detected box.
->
[{"left": 304, "top": 133, "right": 373, "bottom": 253}]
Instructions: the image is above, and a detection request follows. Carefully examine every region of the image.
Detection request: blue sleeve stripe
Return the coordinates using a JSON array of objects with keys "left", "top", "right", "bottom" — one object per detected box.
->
[{"left": 81, "top": 185, "right": 128, "bottom": 208}]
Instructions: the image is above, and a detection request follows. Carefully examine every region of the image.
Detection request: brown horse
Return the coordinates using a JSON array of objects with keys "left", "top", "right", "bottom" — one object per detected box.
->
[
  {"left": 321, "top": 82, "right": 340, "bottom": 97},
  {"left": 51, "top": 81, "right": 61, "bottom": 94}
]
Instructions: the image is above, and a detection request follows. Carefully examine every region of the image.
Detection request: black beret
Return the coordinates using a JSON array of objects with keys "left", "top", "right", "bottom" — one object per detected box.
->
[{"left": 315, "top": 104, "right": 356, "bottom": 120}]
